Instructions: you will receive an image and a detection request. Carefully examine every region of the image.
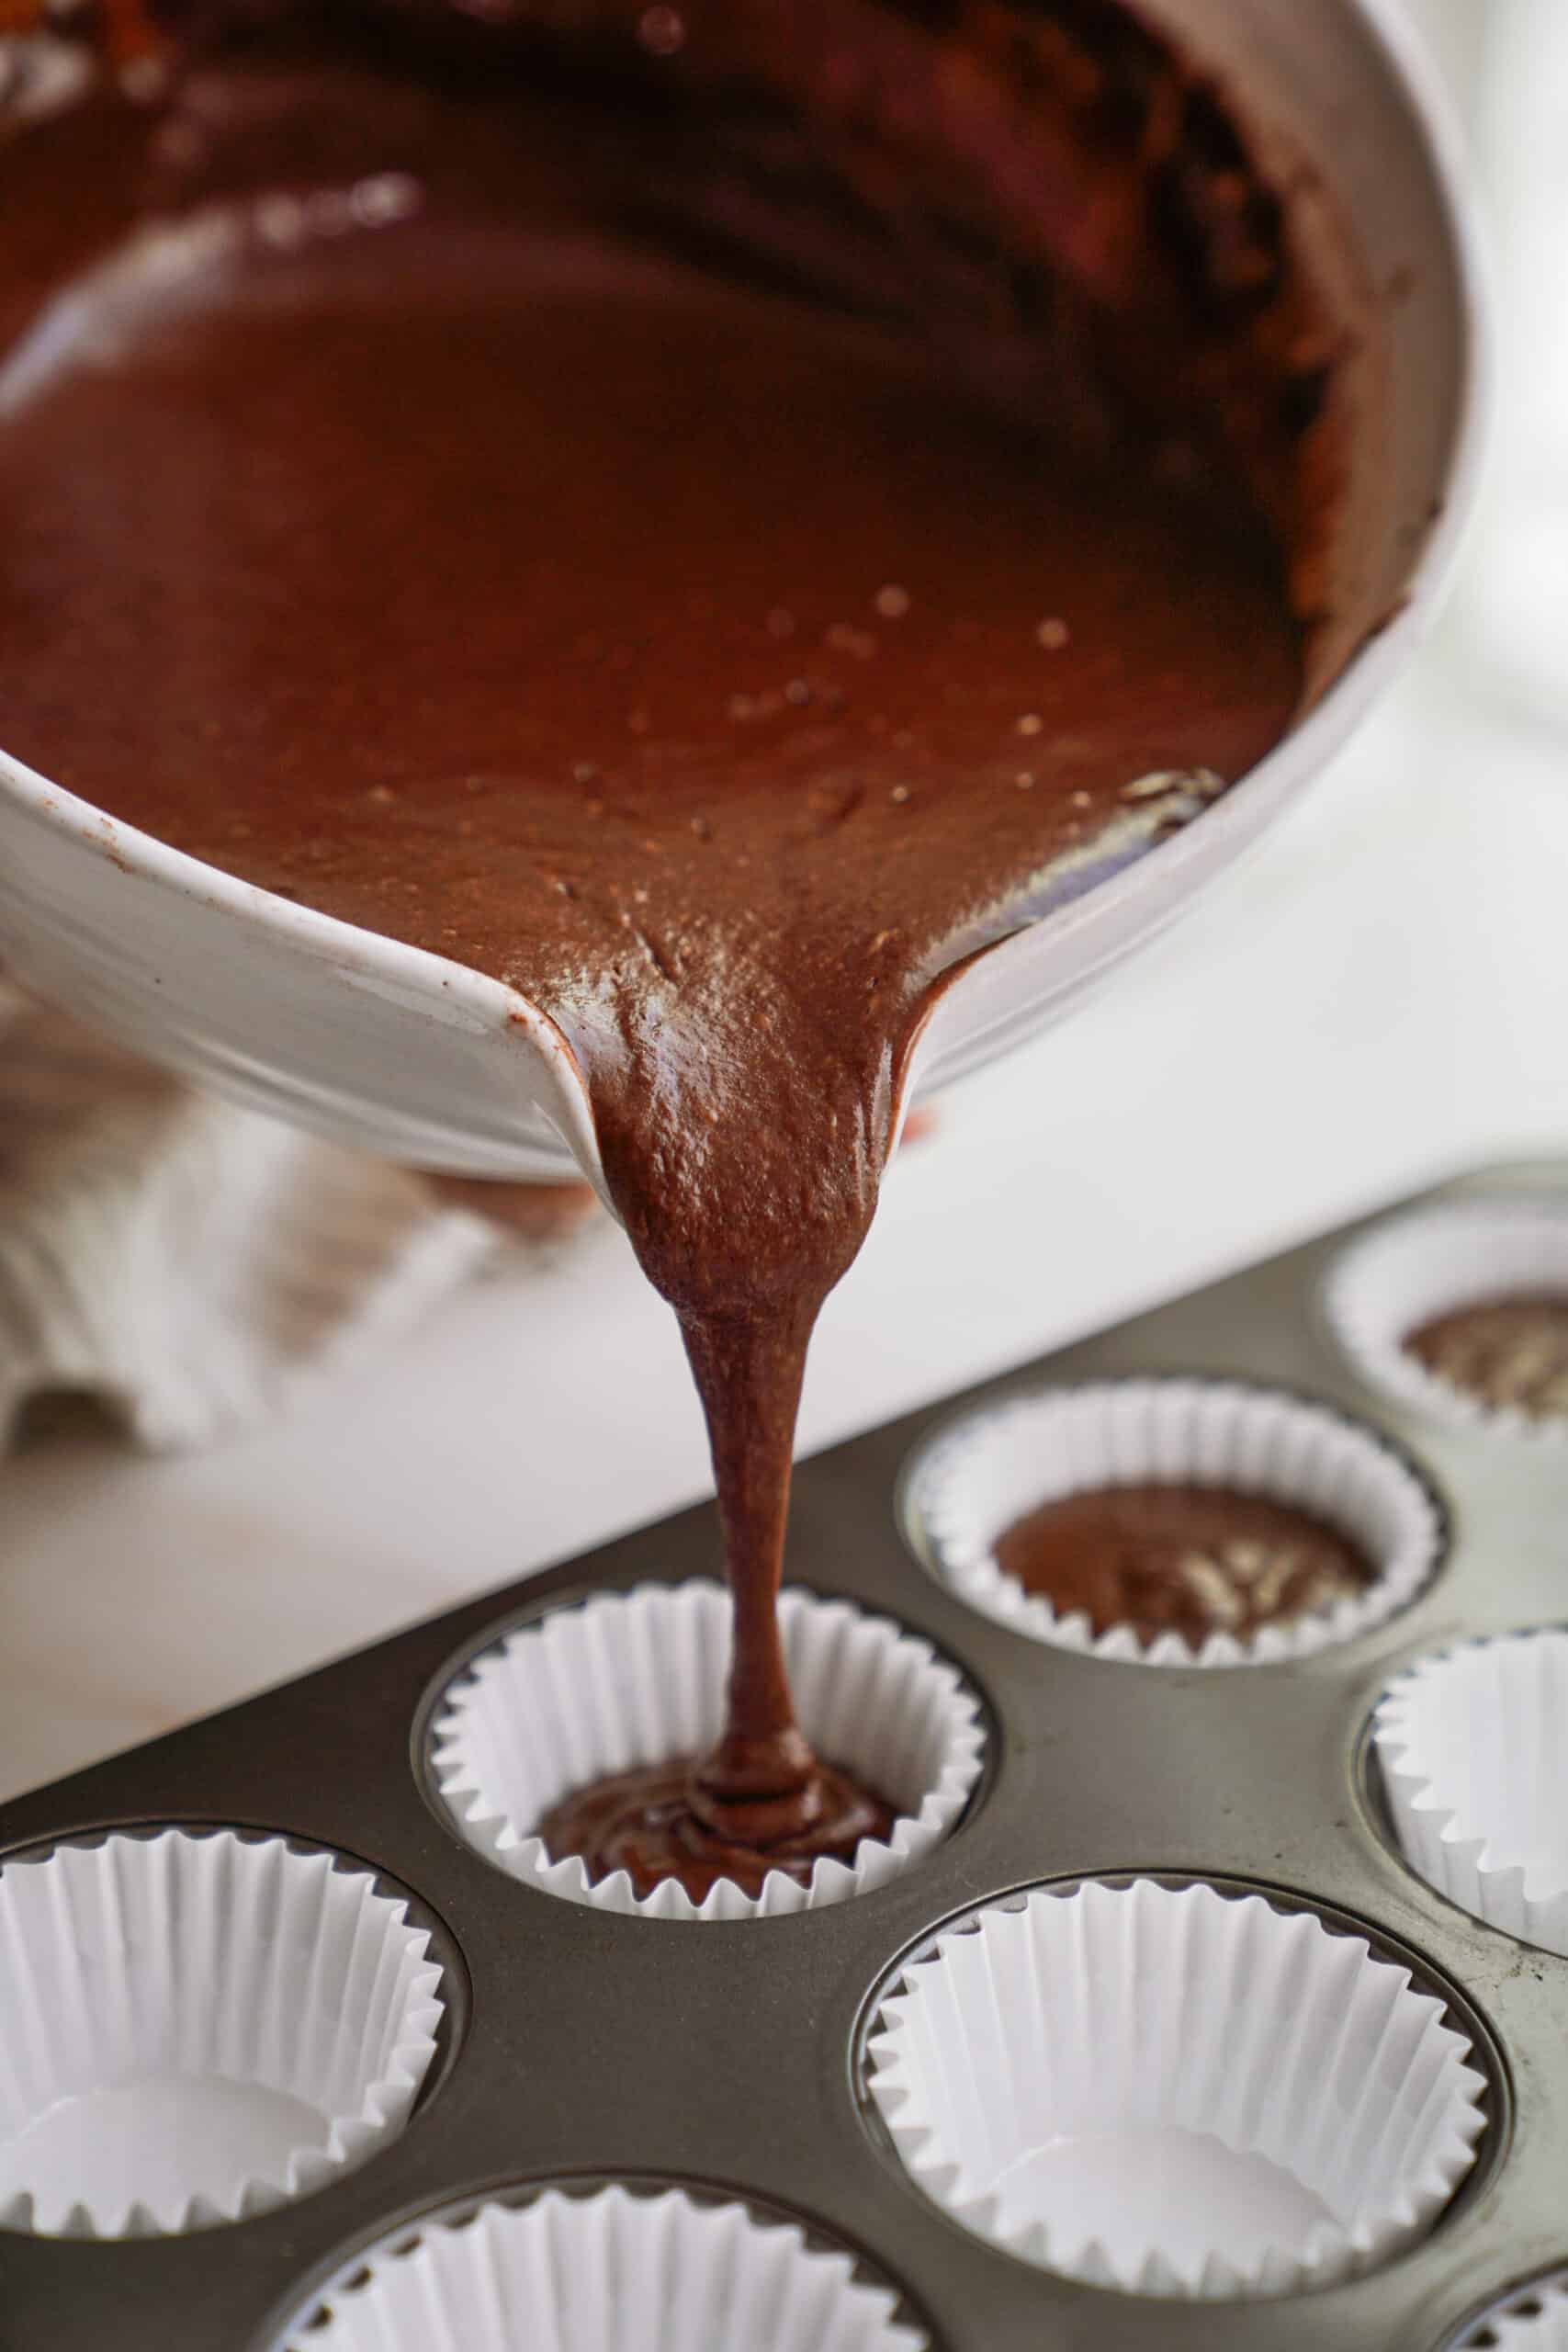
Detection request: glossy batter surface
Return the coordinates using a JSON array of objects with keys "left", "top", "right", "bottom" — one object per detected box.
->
[
  {"left": 538, "top": 1753, "right": 897, "bottom": 1903},
  {"left": 995, "top": 1485, "right": 1371, "bottom": 1644},
  {"left": 1405, "top": 1296, "right": 1568, "bottom": 1421}
]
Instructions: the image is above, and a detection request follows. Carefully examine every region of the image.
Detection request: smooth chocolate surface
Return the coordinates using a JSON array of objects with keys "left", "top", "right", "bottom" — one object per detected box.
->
[
  {"left": 1405, "top": 1295, "right": 1568, "bottom": 1420},
  {"left": 994, "top": 1484, "right": 1371, "bottom": 1644},
  {"left": 537, "top": 1753, "right": 897, "bottom": 1903},
  {"left": 0, "top": 6, "right": 1332, "bottom": 1884}
]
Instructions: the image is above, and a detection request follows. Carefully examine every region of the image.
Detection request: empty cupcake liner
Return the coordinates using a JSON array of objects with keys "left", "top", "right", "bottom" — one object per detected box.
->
[
  {"left": 1374, "top": 1630, "right": 1568, "bottom": 1955},
  {"left": 1324, "top": 1199, "right": 1568, "bottom": 1440},
  {"left": 900, "top": 1377, "right": 1442, "bottom": 1667},
  {"left": 429, "top": 1580, "right": 985, "bottom": 1923},
  {"left": 283, "top": 2181, "right": 929, "bottom": 2350},
  {"left": 0, "top": 1827, "right": 444, "bottom": 2237},
  {"left": 865, "top": 1877, "right": 1485, "bottom": 2301},
  {"left": 1450, "top": 2267, "right": 1568, "bottom": 2348}
]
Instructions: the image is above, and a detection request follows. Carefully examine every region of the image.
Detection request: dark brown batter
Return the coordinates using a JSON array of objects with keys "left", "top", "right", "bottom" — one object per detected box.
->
[
  {"left": 538, "top": 1752, "right": 896, "bottom": 1903},
  {"left": 1405, "top": 1295, "right": 1568, "bottom": 1421},
  {"left": 994, "top": 1484, "right": 1372, "bottom": 1645},
  {"left": 0, "top": 6, "right": 1339, "bottom": 1892}
]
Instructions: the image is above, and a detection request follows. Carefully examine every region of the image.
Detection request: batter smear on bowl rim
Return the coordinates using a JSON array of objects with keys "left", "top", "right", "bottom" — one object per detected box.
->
[{"left": 0, "top": 0, "right": 1350, "bottom": 1897}]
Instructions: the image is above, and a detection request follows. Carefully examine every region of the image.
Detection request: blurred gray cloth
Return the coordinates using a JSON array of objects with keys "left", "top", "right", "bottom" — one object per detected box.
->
[{"left": 0, "top": 980, "right": 504, "bottom": 1450}]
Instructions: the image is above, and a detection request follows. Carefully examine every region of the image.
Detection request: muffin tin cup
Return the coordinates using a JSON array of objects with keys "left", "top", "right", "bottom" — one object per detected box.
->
[
  {"left": 283, "top": 2181, "right": 930, "bottom": 2350},
  {"left": 1374, "top": 1630, "right": 1568, "bottom": 1957},
  {"left": 865, "top": 1877, "right": 1487, "bottom": 2301},
  {"left": 1450, "top": 2269, "right": 1568, "bottom": 2348},
  {"left": 429, "top": 1580, "right": 986, "bottom": 1923},
  {"left": 1324, "top": 1199, "right": 1568, "bottom": 1439},
  {"left": 0, "top": 1827, "right": 444, "bottom": 2239},
  {"left": 900, "top": 1377, "right": 1442, "bottom": 1667}
]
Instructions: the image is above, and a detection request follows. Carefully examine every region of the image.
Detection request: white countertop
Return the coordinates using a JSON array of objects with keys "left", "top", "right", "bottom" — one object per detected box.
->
[{"left": 5, "top": 618, "right": 1568, "bottom": 1805}]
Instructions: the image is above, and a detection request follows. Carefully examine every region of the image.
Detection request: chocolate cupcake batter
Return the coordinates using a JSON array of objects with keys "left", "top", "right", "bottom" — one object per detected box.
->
[
  {"left": 538, "top": 1752, "right": 896, "bottom": 1903},
  {"left": 1405, "top": 1295, "right": 1568, "bottom": 1421},
  {"left": 994, "top": 1484, "right": 1372, "bottom": 1645},
  {"left": 0, "top": 4, "right": 1341, "bottom": 1893}
]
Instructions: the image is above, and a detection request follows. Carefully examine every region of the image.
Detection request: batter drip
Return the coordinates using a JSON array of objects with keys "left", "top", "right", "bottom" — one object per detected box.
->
[{"left": 0, "top": 2, "right": 1339, "bottom": 1882}]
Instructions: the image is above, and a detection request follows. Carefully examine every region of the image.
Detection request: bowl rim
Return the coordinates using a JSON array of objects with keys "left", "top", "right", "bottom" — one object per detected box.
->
[{"left": 0, "top": 0, "right": 1489, "bottom": 1164}]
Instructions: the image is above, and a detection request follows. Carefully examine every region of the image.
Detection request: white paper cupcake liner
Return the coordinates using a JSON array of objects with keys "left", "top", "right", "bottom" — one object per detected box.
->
[
  {"left": 901, "top": 1377, "right": 1442, "bottom": 1668},
  {"left": 1324, "top": 1200, "right": 1568, "bottom": 1441},
  {"left": 865, "top": 1877, "right": 1486, "bottom": 2301},
  {"left": 1451, "top": 2268, "right": 1568, "bottom": 2349},
  {"left": 284, "top": 2181, "right": 929, "bottom": 2350},
  {"left": 430, "top": 1580, "right": 985, "bottom": 1923},
  {"left": 0, "top": 1828, "right": 444, "bottom": 2237},
  {"left": 1374, "top": 1629, "right": 1568, "bottom": 1955}
]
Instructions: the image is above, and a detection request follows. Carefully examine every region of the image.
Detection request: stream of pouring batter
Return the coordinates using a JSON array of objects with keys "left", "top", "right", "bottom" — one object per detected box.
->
[{"left": 0, "top": 43, "right": 1313, "bottom": 1882}]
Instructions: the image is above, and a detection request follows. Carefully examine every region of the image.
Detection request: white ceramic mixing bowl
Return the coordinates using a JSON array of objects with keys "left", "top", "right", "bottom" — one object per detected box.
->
[{"left": 0, "top": 0, "right": 1482, "bottom": 1201}]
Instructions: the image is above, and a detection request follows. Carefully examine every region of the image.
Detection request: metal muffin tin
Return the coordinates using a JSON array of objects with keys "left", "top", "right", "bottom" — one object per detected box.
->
[{"left": 4, "top": 1158, "right": 1566, "bottom": 2350}]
